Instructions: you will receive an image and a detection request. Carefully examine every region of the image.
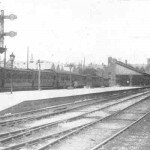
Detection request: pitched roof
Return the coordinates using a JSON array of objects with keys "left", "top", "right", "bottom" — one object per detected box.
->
[{"left": 115, "top": 60, "right": 150, "bottom": 77}]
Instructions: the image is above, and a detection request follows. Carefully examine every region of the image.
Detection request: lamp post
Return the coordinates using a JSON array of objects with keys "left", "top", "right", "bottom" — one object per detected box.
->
[{"left": 10, "top": 52, "right": 15, "bottom": 94}]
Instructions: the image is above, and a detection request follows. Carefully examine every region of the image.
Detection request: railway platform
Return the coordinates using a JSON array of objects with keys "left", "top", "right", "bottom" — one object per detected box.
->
[{"left": 0, "top": 86, "right": 141, "bottom": 113}]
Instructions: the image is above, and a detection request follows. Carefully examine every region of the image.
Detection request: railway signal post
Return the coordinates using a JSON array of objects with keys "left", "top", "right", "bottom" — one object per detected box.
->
[{"left": 0, "top": 10, "right": 17, "bottom": 67}]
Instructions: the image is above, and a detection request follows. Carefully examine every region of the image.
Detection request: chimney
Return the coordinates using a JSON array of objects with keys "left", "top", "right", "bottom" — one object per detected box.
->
[{"left": 125, "top": 60, "right": 127, "bottom": 64}]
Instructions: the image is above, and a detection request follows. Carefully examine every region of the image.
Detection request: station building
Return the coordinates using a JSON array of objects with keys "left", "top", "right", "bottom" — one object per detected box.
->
[{"left": 106, "top": 57, "right": 150, "bottom": 86}]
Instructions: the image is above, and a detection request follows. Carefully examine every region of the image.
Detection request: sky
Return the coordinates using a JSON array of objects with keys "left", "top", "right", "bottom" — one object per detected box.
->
[{"left": 1, "top": 0, "right": 150, "bottom": 65}]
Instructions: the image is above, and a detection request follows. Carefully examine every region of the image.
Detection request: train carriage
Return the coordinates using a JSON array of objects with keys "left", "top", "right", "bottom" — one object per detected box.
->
[
  {"left": 55, "top": 71, "right": 70, "bottom": 88},
  {"left": 4, "top": 68, "right": 33, "bottom": 90},
  {"left": 33, "top": 70, "right": 56, "bottom": 89},
  {"left": 0, "top": 67, "right": 109, "bottom": 91}
]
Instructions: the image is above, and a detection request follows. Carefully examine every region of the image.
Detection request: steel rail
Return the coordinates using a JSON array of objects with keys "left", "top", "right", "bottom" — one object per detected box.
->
[
  {"left": 0, "top": 93, "right": 138, "bottom": 139},
  {"left": 1, "top": 92, "right": 150, "bottom": 150},
  {"left": 36, "top": 93, "right": 150, "bottom": 150},
  {"left": 0, "top": 91, "right": 148, "bottom": 143},
  {"left": 89, "top": 109, "right": 150, "bottom": 150},
  {"left": 0, "top": 98, "right": 96, "bottom": 120},
  {"left": 0, "top": 89, "right": 136, "bottom": 121},
  {"left": 0, "top": 91, "right": 146, "bottom": 127},
  {"left": 0, "top": 124, "right": 86, "bottom": 150},
  {"left": 0, "top": 98, "right": 105, "bottom": 126},
  {"left": 0, "top": 97, "right": 95, "bottom": 120},
  {"left": 0, "top": 89, "right": 145, "bottom": 121}
]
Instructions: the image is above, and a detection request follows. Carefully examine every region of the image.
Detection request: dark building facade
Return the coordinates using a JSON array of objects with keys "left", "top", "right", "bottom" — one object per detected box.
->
[{"left": 105, "top": 57, "right": 150, "bottom": 86}]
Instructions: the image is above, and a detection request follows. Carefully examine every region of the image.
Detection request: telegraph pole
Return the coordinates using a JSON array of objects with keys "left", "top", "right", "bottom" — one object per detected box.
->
[{"left": 27, "top": 46, "right": 29, "bottom": 69}]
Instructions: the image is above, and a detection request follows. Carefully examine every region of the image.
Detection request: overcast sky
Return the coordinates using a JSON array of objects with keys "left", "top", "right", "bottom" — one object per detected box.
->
[{"left": 1, "top": 0, "right": 150, "bottom": 65}]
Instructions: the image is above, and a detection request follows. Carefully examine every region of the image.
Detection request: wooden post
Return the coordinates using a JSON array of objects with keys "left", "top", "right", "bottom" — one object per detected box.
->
[
  {"left": 129, "top": 75, "right": 133, "bottom": 86},
  {"left": 38, "top": 60, "right": 41, "bottom": 90}
]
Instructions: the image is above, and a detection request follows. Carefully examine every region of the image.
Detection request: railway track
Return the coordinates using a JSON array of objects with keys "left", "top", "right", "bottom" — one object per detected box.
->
[
  {"left": 0, "top": 90, "right": 149, "bottom": 150},
  {"left": 0, "top": 91, "right": 147, "bottom": 142},
  {"left": 90, "top": 112, "right": 150, "bottom": 150},
  {"left": 0, "top": 90, "right": 145, "bottom": 127},
  {"left": 35, "top": 92, "right": 150, "bottom": 150},
  {"left": 31, "top": 92, "right": 150, "bottom": 150},
  {"left": 0, "top": 90, "right": 148, "bottom": 134},
  {"left": 89, "top": 103, "right": 150, "bottom": 150},
  {"left": 99, "top": 106, "right": 150, "bottom": 150},
  {"left": 0, "top": 88, "right": 144, "bottom": 122}
]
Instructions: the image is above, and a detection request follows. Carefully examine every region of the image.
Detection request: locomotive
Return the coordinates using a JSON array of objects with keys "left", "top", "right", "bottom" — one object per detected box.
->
[{"left": 0, "top": 67, "right": 109, "bottom": 91}]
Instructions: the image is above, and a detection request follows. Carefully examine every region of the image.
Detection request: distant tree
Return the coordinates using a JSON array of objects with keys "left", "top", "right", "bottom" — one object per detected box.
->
[
  {"left": 75, "top": 63, "right": 83, "bottom": 74},
  {"left": 56, "top": 65, "right": 60, "bottom": 71},
  {"left": 140, "top": 67, "right": 145, "bottom": 73},
  {"left": 135, "top": 66, "right": 145, "bottom": 73},
  {"left": 82, "top": 67, "right": 97, "bottom": 76},
  {"left": 61, "top": 66, "right": 64, "bottom": 71},
  {"left": 72, "top": 65, "right": 77, "bottom": 73},
  {"left": 65, "top": 63, "right": 75, "bottom": 72},
  {"left": 51, "top": 63, "right": 55, "bottom": 70}
]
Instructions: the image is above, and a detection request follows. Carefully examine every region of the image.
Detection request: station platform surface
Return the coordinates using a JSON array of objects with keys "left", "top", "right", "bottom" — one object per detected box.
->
[{"left": 0, "top": 86, "right": 140, "bottom": 112}]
